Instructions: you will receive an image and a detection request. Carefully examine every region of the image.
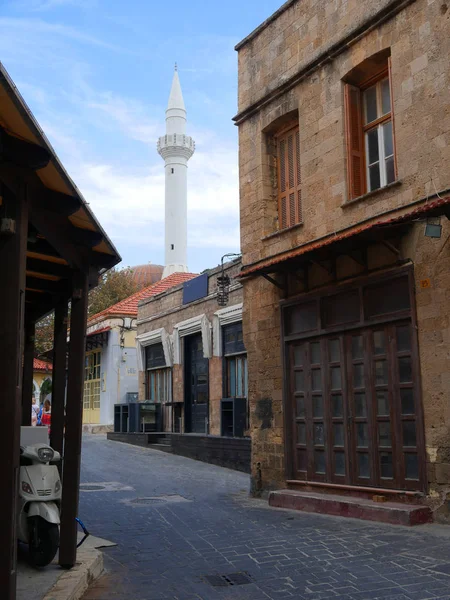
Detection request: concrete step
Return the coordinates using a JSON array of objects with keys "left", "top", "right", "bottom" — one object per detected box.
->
[
  {"left": 269, "top": 490, "right": 433, "bottom": 526},
  {"left": 148, "top": 442, "right": 173, "bottom": 453}
]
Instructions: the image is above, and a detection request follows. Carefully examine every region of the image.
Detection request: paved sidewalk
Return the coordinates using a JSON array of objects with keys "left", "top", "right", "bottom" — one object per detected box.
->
[
  {"left": 17, "top": 545, "right": 102, "bottom": 600},
  {"left": 80, "top": 434, "right": 450, "bottom": 600}
]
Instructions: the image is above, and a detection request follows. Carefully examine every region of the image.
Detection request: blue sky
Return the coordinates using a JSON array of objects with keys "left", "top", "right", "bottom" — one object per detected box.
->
[{"left": 0, "top": 0, "right": 282, "bottom": 273}]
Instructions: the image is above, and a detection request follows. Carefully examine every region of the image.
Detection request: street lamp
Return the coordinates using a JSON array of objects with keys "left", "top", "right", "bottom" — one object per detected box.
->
[{"left": 217, "top": 253, "right": 241, "bottom": 307}]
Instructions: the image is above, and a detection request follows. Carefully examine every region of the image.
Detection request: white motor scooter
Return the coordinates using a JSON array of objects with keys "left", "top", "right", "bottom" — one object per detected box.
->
[{"left": 18, "top": 443, "right": 61, "bottom": 567}]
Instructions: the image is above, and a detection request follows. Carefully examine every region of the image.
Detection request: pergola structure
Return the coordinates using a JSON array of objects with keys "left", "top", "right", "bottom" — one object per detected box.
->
[{"left": 0, "top": 63, "right": 121, "bottom": 600}]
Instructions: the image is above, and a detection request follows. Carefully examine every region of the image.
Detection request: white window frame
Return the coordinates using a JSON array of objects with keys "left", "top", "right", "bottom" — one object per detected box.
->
[
  {"left": 363, "top": 77, "right": 394, "bottom": 192},
  {"left": 136, "top": 328, "right": 173, "bottom": 371},
  {"left": 172, "top": 314, "right": 212, "bottom": 364},
  {"left": 212, "top": 303, "right": 243, "bottom": 357}
]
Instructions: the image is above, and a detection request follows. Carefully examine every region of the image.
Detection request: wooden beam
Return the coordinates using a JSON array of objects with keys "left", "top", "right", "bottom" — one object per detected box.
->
[
  {"left": 0, "top": 179, "right": 28, "bottom": 600},
  {"left": 36, "top": 188, "right": 80, "bottom": 216},
  {"left": 28, "top": 302, "right": 57, "bottom": 324},
  {"left": 310, "top": 259, "right": 333, "bottom": 276},
  {"left": 70, "top": 227, "right": 103, "bottom": 248},
  {"left": 347, "top": 249, "right": 367, "bottom": 268},
  {"left": 22, "top": 321, "right": 35, "bottom": 426},
  {"left": 59, "top": 271, "right": 89, "bottom": 569},
  {"left": 27, "top": 237, "right": 66, "bottom": 261},
  {"left": 0, "top": 125, "right": 50, "bottom": 170},
  {"left": 0, "top": 166, "right": 89, "bottom": 271},
  {"left": 29, "top": 206, "right": 89, "bottom": 272},
  {"left": 26, "top": 275, "right": 69, "bottom": 295},
  {"left": 262, "top": 273, "right": 285, "bottom": 290},
  {"left": 50, "top": 299, "right": 69, "bottom": 474},
  {"left": 2, "top": 166, "right": 115, "bottom": 274},
  {"left": 381, "top": 239, "right": 401, "bottom": 257},
  {"left": 89, "top": 250, "right": 119, "bottom": 269},
  {"left": 27, "top": 249, "right": 68, "bottom": 265},
  {"left": 26, "top": 270, "right": 61, "bottom": 282}
]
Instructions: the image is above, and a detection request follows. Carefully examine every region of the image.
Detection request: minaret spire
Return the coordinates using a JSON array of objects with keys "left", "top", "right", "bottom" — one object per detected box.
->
[{"left": 157, "top": 66, "right": 195, "bottom": 279}]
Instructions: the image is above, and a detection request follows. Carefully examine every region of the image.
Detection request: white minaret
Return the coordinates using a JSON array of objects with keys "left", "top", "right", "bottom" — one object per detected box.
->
[{"left": 157, "top": 65, "right": 195, "bottom": 278}]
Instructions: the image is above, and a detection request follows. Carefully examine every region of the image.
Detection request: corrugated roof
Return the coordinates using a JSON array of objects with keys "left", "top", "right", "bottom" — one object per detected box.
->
[
  {"left": 239, "top": 195, "right": 450, "bottom": 277},
  {"left": 33, "top": 358, "right": 52, "bottom": 372},
  {"left": 88, "top": 272, "right": 197, "bottom": 323}
]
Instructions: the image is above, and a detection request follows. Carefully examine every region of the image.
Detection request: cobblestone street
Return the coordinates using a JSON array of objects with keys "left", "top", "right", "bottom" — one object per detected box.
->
[{"left": 80, "top": 435, "right": 450, "bottom": 600}]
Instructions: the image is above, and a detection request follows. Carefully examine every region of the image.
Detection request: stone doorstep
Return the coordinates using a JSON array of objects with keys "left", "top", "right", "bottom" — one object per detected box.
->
[
  {"left": 268, "top": 490, "right": 433, "bottom": 526},
  {"left": 42, "top": 549, "right": 103, "bottom": 600}
]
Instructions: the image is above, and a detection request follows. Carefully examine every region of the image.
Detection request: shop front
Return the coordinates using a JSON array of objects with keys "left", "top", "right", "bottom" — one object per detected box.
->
[{"left": 282, "top": 268, "right": 426, "bottom": 493}]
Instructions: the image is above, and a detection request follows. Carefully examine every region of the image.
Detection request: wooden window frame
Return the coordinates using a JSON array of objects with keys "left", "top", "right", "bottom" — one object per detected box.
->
[
  {"left": 146, "top": 367, "right": 172, "bottom": 404},
  {"left": 344, "top": 59, "right": 397, "bottom": 201},
  {"left": 83, "top": 350, "right": 101, "bottom": 410},
  {"left": 224, "top": 354, "right": 248, "bottom": 399},
  {"left": 276, "top": 123, "right": 302, "bottom": 230}
]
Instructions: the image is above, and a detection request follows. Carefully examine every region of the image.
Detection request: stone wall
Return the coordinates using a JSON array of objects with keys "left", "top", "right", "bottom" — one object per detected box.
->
[
  {"left": 237, "top": 0, "right": 450, "bottom": 265},
  {"left": 403, "top": 220, "right": 450, "bottom": 519},
  {"left": 137, "top": 261, "right": 244, "bottom": 434},
  {"left": 236, "top": 0, "right": 450, "bottom": 511}
]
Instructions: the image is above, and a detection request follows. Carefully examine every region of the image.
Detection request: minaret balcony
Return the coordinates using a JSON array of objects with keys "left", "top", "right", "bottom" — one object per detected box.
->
[{"left": 157, "top": 134, "right": 195, "bottom": 161}]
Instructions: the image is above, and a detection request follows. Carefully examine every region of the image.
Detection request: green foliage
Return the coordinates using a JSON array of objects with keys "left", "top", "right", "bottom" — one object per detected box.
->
[
  {"left": 34, "top": 267, "right": 140, "bottom": 357},
  {"left": 88, "top": 267, "right": 140, "bottom": 318},
  {"left": 34, "top": 313, "right": 55, "bottom": 357},
  {"left": 40, "top": 377, "right": 52, "bottom": 403}
]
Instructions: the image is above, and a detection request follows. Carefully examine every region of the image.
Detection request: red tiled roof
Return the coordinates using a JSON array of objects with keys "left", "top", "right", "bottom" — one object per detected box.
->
[
  {"left": 88, "top": 272, "right": 198, "bottom": 324},
  {"left": 33, "top": 358, "right": 52, "bottom": 372},
  {"left": 239, "top": 196, "right": 450, "bottom": 277}
]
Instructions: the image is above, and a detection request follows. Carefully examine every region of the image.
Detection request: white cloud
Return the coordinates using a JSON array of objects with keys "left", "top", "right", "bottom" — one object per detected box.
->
[
  {"left": 67, "top": 141, "right": 240, "bottom": 254},
  {"left": 86, "top": 93, "right": 162, "bottom": 144},
  {"left": 0, "top": 17, "right": 119, "bottom": 51},
  {"left": 1, "top": 13, "right": 241, "bottom": 269}
]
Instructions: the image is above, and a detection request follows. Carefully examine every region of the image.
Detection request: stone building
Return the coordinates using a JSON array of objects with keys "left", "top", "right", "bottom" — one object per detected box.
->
[
  {"left": 84, "top": 272, "right": 196, "bottom": 427},
  {"left": 131, "top": 259, "right": 249, "bottom": 468},
  {"left": 235, "top": 0, "right": 450, "bottom": 520}
]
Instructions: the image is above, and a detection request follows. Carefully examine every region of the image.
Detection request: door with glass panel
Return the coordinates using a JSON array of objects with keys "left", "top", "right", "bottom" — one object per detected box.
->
[
  {"left": 290, "top": 321, "right": 424, "bottom": 490},
  {"left": 83, "top": 350, "right": 101, "bottom": 424},
  {"left": 185, "top": 334, "right": 209, "bottom": 434}
]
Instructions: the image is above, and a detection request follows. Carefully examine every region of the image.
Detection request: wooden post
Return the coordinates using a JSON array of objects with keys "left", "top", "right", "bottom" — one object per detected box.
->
[
  {"left": 22, "top": 320, "right": 35, "bottom": 426},
  {"left": 0, "top": 181, "right": 29, "bottom": 600},
  {"left": 59, "top": 271, "right": 88, "bottom": 569},
  {"left": 50, "top": 300, "right": 68, "bottom": 462}
]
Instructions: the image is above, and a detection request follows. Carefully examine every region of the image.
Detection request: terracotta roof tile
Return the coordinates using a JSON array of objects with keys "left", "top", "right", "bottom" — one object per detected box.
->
[
  {"left": 239, "top": 195, "right": 450, "bottom": 277},
  {"left": 33, "top": 358, "right": 52, "bottom": 372},
  {"left": 88, "top": 272, "right": 198, "bottom": 324}
]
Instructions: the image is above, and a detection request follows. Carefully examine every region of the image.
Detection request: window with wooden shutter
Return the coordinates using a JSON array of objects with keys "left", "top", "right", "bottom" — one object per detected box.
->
[
  {"left": 345, "top": 85, "right": 365, "bottom": 199},
  {"left": 277, "top": 125, "right": 302, "bottom": 229},
  {"left": 344, "top": 56, "right": 397, "bottom": 201}
]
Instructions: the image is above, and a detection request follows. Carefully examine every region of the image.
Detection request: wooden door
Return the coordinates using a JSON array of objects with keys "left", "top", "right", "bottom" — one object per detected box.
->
[
  {"left": 185, "top": 334, "right": 209, "bottom": 434},
  {"left": 289, "top": 321, "right": 424, "bottom": 490}
]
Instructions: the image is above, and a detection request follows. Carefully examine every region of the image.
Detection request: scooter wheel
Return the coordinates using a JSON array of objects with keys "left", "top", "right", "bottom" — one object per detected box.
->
[{"left": 28, "top": 516, "right": 59, "bottom": 567}]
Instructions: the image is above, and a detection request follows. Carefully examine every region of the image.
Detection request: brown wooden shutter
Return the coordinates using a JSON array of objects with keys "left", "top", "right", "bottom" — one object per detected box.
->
[
  {"left": 277, "top": 125, "right": 302, "bottom": 229},
  {"left": 344, "top": 84, "right": 365, "bottom": 200}
]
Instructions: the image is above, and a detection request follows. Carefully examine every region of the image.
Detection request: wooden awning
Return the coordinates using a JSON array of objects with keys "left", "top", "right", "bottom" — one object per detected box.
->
[
  {"left": 238, "top": 194, "right": 450, "bottom": 279},
  {"left": 0, "top": 62, "right": 121, "bottom": 322}
]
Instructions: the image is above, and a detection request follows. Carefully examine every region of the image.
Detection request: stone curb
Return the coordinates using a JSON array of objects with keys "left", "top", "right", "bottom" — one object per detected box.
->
[{"left": 42, "top": 549, "right": 103, "bottom": 600}]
